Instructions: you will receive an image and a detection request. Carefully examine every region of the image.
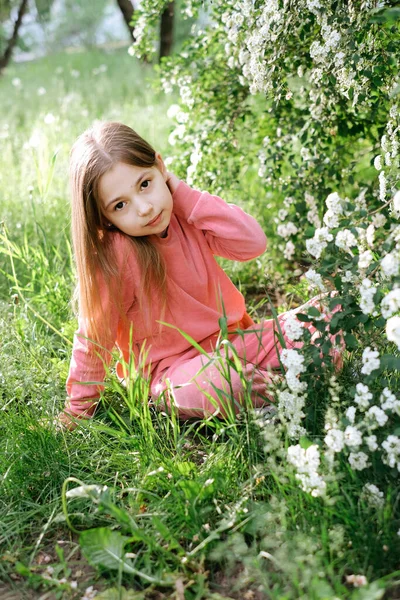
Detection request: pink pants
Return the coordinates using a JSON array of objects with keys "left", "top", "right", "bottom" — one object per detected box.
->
[{"left": 150, "top": 295, "right": 343, "bottom": 419}]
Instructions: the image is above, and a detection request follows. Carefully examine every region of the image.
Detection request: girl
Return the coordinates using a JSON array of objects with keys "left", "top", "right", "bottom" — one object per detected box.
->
[{"left": 60, "top": 121, "right": 342, "bottom": 429}]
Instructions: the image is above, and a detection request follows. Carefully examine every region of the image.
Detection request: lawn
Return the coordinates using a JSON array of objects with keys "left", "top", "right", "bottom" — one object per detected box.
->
[{"left": 0, "top": 47, "right": 399, "bottom": 600}]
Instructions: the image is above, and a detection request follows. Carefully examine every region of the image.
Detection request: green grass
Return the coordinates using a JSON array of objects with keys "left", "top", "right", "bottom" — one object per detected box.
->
[{"left": 0, "top": 47, "right": 399, "bottom": 600}]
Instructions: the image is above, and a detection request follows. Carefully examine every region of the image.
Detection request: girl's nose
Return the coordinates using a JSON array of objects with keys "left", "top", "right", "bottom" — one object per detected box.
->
[{"left": 136, "top": 201, "right": 153, "bottom": 217}]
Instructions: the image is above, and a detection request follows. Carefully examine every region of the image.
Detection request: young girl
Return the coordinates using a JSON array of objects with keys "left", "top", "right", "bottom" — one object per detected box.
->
[{"left": 60, "top": 121, "right": 342, "bottom": 429}]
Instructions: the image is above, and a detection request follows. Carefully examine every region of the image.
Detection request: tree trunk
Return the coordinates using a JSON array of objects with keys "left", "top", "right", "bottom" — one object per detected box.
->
[
  {"left": 159, "top": 1, "right": 174, "bottom": 61},
  {"left": 0, "top": 0, "right": 29, "bottom": 73},
  {"left": 116, "top": 0, "right": 136, "bottom": 42}
]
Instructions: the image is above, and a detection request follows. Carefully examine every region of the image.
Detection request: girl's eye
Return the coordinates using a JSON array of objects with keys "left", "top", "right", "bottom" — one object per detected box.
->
[
  {"left": 141, "top": 180, "right": 150, "bottom": 190},
  {"left": 114, "top": 201, "right": 125, "bottom": 212}
]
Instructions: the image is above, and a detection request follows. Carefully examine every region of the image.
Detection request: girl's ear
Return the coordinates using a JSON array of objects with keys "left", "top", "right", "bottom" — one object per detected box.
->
[{"left": 155, "top": 152, "right": 167, "bottom": 180}]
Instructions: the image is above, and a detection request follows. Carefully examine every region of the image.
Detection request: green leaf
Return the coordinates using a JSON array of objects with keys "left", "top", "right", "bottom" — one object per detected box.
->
[
  {"left": 344, "top": 333, "right": 358, "bottom": 349},
  {"left": 329, "top": 297, "right": 343, "bottom": 310},
  {"left": 296, "top": 312, "right": 312, "bottom": 322},
  {"left": 307, "top": 306, "right": 321, "bottom": 317},
  {"left": 369, "top": 7, "right": 400, "bottom": 24},
  {"left": 79, "top": 528, "right": 171, "bottom": 585},
  {"left": 379, "top": 355, "right": 400, "bottom": 371}
]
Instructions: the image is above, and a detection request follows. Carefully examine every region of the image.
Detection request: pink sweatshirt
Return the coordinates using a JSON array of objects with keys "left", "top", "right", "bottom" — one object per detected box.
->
[{"left": 65, "top": 180, "right": 267, "bottom": 417}]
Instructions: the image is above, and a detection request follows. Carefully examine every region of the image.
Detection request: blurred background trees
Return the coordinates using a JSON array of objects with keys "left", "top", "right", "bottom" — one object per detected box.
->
[{"left": 0, "top": 0, "right": 178, "bottom": 73}]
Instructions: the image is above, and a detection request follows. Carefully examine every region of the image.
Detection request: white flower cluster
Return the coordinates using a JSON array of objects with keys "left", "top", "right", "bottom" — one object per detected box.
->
[
  {"left": 392, "top": 190, "right": 400, "bottom": 219},
  {"left": 381, "top": 435, "right": 400, "bottom": 471},
  {"left": 281, "top": 349, "right": 307, "bottom": 394},
  {"left": 380, "top": 387, "right": 400, "bottom": 416},
  {"left": 277, "top": 389, "right": 306, "bottom": 439},
  {"left": 306, "top": 227, "right": 333, "bottom": 259},
  {"left": 361, "top": 347, "right": 380, "bottom": 375},
  {"left": 365, "top": 405, "right": 388, "bottom": 429},
  {"left": 354, "top": 383, "right": 373, "bottom": 411},
  {"left": 305, "top": 192, "right": 321, "bottom": 228},
  {"left": 284, "top": 240, "right": 295, "bottom": 260},
  {"left": 284, "top": 314, "right": 304, "bottom": 341},
  {"left": 309, "top": 25, "right": 341, "bottom": 66},
  {"left": 381, "top": 252, "right": 400, "bottom": 278},
  {"left": 335, "top": 229, "right": 357, "bottom": 254},
  {"left": 386, "top": 315, "right": 400, "bottom": 350},
  {"left": 278, "top": 349, "right": 308, "bottom": 439},
  {"left": 277, "top": 221, "right": 298, "bottom": 239},
  {"left": 323, "top": 192, "right": 343, "bottom": 229},
  {"left": 361, "top": 483, "right": 385, "bottom": 509},
  {"left": 304, "top": 269, "right": 327, "bottom": 292},
  {"left": 287, "top": 444, "right": 326, "bottom": 497},
  {"left": 381, "top": 105, "right": 400, "bottom": 177},
  {"left": 222, "top": 1, "right": 285, "bottom": 95},
  {"left": 358, "top": 249, "right": 374, "bottom": 271},
  {"left": 379, "top": 170, "right": 387, "bottom": 202},
  {"left": 328, "top": 375, "right": 343, "bottom": 404},
  {"left": 358, "top": 279, "right": 377, "bottom": 315},
  {"left": 348, "top": 451, "right": 370, "bottom": 471}
]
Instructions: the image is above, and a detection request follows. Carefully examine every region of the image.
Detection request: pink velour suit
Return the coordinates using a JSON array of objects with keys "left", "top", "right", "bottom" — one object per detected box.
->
[{"left": 65, "top": 180, "right": 341, "bottom": 420}]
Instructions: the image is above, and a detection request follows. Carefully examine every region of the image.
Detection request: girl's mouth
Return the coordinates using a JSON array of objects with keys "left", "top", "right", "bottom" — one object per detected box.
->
[{"left": 147, "top": 212, "right": 162, "bottom": 226}]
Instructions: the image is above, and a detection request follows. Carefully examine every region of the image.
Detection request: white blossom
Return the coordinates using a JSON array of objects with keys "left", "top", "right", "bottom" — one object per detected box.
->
[
  {"left": 342, "top": 270, "right": 355, "bottom": 283},
  {"left": 381, "top": 288, "right": 400, "bottom": 319},
  {"left": 345, "top": 406, "right": 357, "bottom": 424},
  {"left": 300, "top": 147, "right": 312, "bottom": 161},
  {"left": 381, "top": 435, "right": 400, "bottom": 470},
  {"left": 324, "top": 210, "right": 340, "bottom": 228},
  {"left": 277, "top": 221, "right": 298, "bottom": 238},
  {"left": 354, "top": 383, "right": 373, "bottom": 410},
  {"left": 335, "top": 229, "right": 357, "bottom": 253},
  {"left": 326, "top": 192, "right": 343, "bottom": 214},
  {"left": 284, "top": 240, "right": 295, "bottom": 260},
  {"left": 361, "top": 483, "right": 384, "bottom": 508},
  {"left": 281, "top": 349, "right": 306, "bottom": 372},
  {"left": 372, "top": 213, "right": 387, "bottom": 228},
  {"left": 381, "top": 252, "right": 399, "bottom": 277},
  {"left": 366, "top": 405, "right": 388, "bottom": 428},
  {"left": 358, "top": 279, "right": 377, "bottom": 315},
  {"left": 287, "top": 444, "right": 326, "bottom": 497},
  {"left": 365, "top": 435, "right": 378, "bottom": 452},
  {"left": 380, "top": 388, "right": 400, "bottom": 415},
  {"left": 306, "top": 227, "right": 333, "bottom": 259},
  {"left": 285, "top": 315, "right": 304, "bottom": 341},
  {"left": 304, "top": 268, "right": 327, "bottom": 292},
  {"left": 325, "top": 428, "right": 345, "bottom": 452},
  {"left": 361, "top": 347, "right": 380, "bottom": 375},
  {"left": 374, "top": 155, "right": 383, "bottom": 170},
  {"left": 386, "top": 316, "right": 400, "bottom": 349},
  {"left": 379, "top": 171, "right": 387, "bottom": 202},
  {"left": 346, "top": 574, "right": 368, "bottom": 588},
  {"left": 358, "top": 250, "right": 374, "bottom": 270},
  {"left": 392, "top": 190, "right": 400, "bottom": 217},
  {"left": 344, "top": 425, "right": 363, "bottom": 448},
  {"left": 366, "top": 224, "right": 375, "bottom": 247},
  {"left": 348, "top": 451, "right": 370, "bottom": 471}
]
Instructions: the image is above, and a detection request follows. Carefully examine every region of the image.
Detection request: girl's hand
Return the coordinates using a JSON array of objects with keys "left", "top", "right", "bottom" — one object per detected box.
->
[{"left": 165, "top": 171, "right": 180, "bottom": 194}]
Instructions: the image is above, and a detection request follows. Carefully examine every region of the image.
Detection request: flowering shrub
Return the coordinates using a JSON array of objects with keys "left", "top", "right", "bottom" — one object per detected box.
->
[{"left": 129, "top": 1, "right": 400, "bottom": 503}]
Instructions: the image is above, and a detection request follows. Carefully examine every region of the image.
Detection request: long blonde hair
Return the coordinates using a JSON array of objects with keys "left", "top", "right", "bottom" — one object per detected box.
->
[{"left": 69, "top": 121, "right": 166, "bottom": 346}]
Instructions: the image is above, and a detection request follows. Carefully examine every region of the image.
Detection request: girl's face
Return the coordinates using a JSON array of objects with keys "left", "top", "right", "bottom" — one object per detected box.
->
[{"left": 98, "top": 155, "right": 173, "bottom": 237}]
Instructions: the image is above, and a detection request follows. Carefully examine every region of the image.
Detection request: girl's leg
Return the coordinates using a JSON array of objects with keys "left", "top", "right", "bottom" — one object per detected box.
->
[
  {"left": 151, "top": 293, "right": 344, "bottom": 420},
  {"left": 228, "top": 293, "right": 344, "bottom": 372},
  {"left": 150, "top": 353, "right": 280, "bottom": 420}
]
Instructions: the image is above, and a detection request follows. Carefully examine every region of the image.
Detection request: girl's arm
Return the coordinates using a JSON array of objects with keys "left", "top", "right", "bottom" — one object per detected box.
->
[
  {"left": 61, "top": 235, "right": 137, "bottom": 427},
  {"left": 168, "top": 175, "right": 267, "bottom": 261}
]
